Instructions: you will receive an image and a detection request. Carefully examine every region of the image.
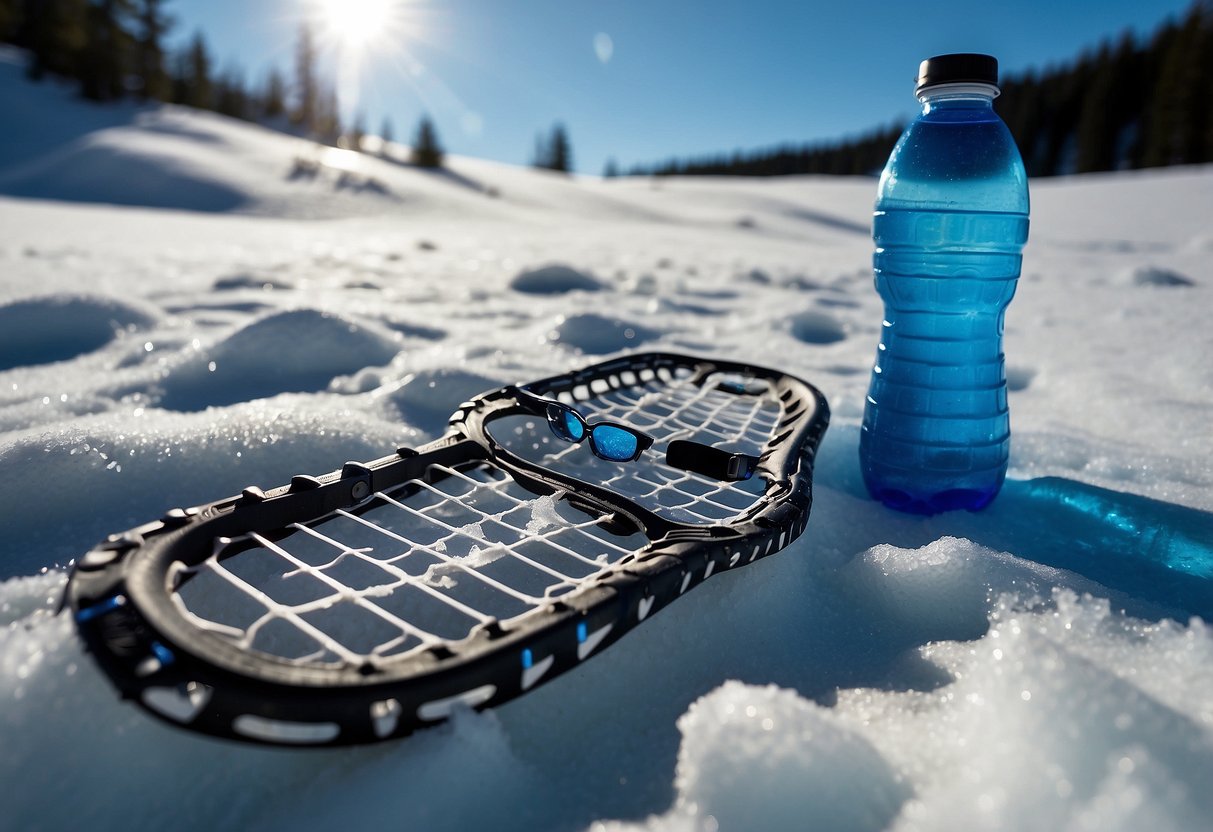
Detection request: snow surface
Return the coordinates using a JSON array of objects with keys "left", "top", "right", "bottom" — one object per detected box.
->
[{"left": 2, "top": 46, "right": 1213, "bottom": 830}]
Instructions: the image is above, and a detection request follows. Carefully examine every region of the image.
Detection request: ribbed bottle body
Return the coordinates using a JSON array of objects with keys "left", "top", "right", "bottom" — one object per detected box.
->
[{"left": 859, "top": 93, "right": 1029, "bottom": 514}]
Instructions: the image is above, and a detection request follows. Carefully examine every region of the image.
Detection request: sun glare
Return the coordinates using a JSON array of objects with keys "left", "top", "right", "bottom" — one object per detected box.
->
[{"left": 316, "top": 0, "right": 396, "bottom": 49}]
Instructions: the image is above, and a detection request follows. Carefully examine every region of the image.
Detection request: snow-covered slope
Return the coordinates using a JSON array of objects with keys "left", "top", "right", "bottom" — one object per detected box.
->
[{"left": 2, "top": 45, "right": 1212, "bottom": 831}]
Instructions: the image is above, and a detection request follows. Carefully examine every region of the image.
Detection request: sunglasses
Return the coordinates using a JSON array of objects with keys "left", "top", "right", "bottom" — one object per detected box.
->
[
  {"left": 509, "top": 387, "right": 760, "bottom": 480},
  {"left": 540, "top": 396, "right": 655, "bottom": 462}
]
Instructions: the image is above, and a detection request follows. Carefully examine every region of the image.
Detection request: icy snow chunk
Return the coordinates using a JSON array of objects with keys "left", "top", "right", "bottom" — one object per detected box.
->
[
  {"left": 525, "top": 493, "right": 563, "bottom": 534},
  {"left": 548, "top": 313, "right": 661, "bottom": 355},
  {"left": 844, "top": 588, "right": 1213, "bottom": 831},
  {"left": 157, "top": 309, "right": 400, "bottom": 411},
  {"left": 675, "top": 682, "right": 908, "bottom": 830},
  {"left": 789, "top": 308, "right": 847, "bottom": 345},
  {"left": 509, "top": 264, "right": 607, "bottom": 295},
  {"left": 0, "top": 294, "right": 155, "bottom": 371}
]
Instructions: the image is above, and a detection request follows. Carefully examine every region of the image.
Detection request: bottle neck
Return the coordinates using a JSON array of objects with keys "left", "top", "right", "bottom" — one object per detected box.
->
[{"left": 917, "top": 83, "right": 998, "bottom": 114}]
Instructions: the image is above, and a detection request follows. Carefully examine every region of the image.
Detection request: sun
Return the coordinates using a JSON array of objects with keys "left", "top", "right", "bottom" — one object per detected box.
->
[{"left": 314, "top": 0, "right": 397, "bottom": 49}]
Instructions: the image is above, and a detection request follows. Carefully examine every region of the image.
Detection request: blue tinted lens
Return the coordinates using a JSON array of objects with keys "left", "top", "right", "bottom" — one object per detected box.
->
[
  {"left": 547, "top": 405, "right": 585, "bottom": 442},
  {"left": 590, "top": 425, "right": 639, "bottom": 461},
  {"left": 563, "top": 411, "right": 585, "bottom": 441}
]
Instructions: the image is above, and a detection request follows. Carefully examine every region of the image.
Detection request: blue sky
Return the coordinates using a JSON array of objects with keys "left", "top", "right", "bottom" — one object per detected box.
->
[{"left": 169, "top": 0, "right": 1196, "bottom": 174}]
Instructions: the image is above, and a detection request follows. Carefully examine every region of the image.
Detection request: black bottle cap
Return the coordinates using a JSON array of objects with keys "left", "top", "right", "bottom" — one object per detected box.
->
[{"left": 915, "top": 53, "right": 999, "bottom": 94}]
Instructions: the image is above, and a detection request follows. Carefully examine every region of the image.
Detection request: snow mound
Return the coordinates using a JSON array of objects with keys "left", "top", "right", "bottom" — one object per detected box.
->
[
  {"left": 0, "top": 571, "right": 63, "bottom": 627},
  {"left": 157, "top": 309, "right": 400, "bottom": 411},
  {"left": 1129, "top": 266, "right": 1196, "bottom": 288},
  {"left": 0, "top": 405, "right": 406, "bottom": 576},
  {"left": 598, "top": 538, "right": 1213, "bottom": 832},
  {"left": 548, "top": 313, "right": 662, "bottom": 354},
  {"left": 1006, "top": 364, "right": 1037, "bottom": 392},
  {"left": 213, "top": 273, "right": 294, "bottom": 292},
  {"left": 666, "top": 682, "right": 908, "bottom": 831},
  {"left": 509, "top": 264, "right": 607, "bottom": 295},
  {"left": 383, "top": 368, "right": 504, "bottom": 436},
  {"left": 0, "top": 294, "right": 155, "bottom": 371},
  {"left": 0, "top": 133, "right": 249, "bottom": 212},
  {"left": 789, "top": 308, "right": 848, "bottom": 345}
]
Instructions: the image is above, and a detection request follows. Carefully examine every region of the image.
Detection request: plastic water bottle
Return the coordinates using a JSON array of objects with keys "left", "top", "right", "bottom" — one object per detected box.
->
[{"left": 859, "top": 54, "right": 1030, "bottom": 514}]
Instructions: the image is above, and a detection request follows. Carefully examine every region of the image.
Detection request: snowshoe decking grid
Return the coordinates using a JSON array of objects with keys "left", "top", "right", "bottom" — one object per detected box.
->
[{"left": 172, "top": 371, "right": 785, "bottom": 669}]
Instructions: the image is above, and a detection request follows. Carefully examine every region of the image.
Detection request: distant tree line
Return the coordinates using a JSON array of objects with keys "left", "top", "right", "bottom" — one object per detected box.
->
[
  {"left": 620, "top": 0, "right": 1213, "bottom": 178},
  {"left": 0, "top": 0, "right": 451, "bottom": 164},
  {"left": 0, "top": 2, "right": 571, "bottom": 173},
  {"left": 619, "top": 123, "right": 904, "bottom": 178},
  {"left": 1000, "top": 0, "right": 1213, "bottom": 175},
  {"left": 0, "top": 0, "right": 340, "bottom": 138}
]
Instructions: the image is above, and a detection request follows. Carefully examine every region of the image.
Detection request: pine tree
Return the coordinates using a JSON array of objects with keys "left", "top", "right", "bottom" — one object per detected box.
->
[
  {"left": 292, "top": 23, "right": 317, "bottom": 134},
  {"left": 261, "top": 68, "right": 286, "bottom": 119},
  {"left": 78, "top": 0, "right": 134, "bottom": 101},
  {"left": 531, "top": 132, "right": 549, "bottom": 169},
  {"left": 215, "top": 66, "right": 249, "bottom": 120},
  {"left": 183, "top": 30, "right": 211, "bottom": 109},
  {"left": 548, "top": 123, "right": 571, "bottom": 172},
  {"left": 533, "top": 123, "right": 572, "bottom": 172},
  {"left": 1143, "top": 2, "right": 1212, "bottom": 167},
  {"left": 24, "top": 0, "right": 87, "bottom": 81},
  {"left": 1074, "top": 44, "right": 1118, "bottom": 173},
  {"left": 0, "top": 0, "right": 22, "bottom": 42},
  {"left": 379, "top": 116, "right": 394, "bottom": 157},
  {"left": 1202, "top": 1, "right": 1213, "bottom": 161},
  {"left": 346, "top": 111, "right": 367, "bottom": 151},
  {"left": 999, "top": 72, "right": 1045, "bottom": 174},
  {"left": 168, "top": 46, "right": 187, "bottom": 104},
  {"left": 603, "top": 157, "right": 619, "bottom": 178},
  {"left": 314, "top": 84, "right": 341, "bottom": 144},
  {"left": 133, "top": 0, "right": 170, "bottom": 101},
  {"left": 411, "top": 115, "right": 443, "bottom": 167}
]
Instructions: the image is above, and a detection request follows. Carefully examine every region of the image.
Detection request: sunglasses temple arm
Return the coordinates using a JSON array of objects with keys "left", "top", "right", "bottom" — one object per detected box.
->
[
  {"left": 507, "top": 385, "right": 542, "bottom": 409},
  {"left": 665, "top": 440, "right": 760, "bottom": 482},
  {"left": 508, "top": 385, "right": 564, "bottom": 421}
]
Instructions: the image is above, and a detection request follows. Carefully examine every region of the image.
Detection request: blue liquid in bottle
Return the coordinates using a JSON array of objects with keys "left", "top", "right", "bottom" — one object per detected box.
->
[{"left": 860, "top": 56, "right": 1029, "bottom": 514}]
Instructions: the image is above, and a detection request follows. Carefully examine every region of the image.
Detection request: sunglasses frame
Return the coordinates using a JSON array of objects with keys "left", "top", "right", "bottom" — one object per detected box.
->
[
  {"left": 506, "top": 384, "right": 761, "bottom": 482},
  {"left": 542, "top": 400, "right": 655, "bottom": 462}
]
